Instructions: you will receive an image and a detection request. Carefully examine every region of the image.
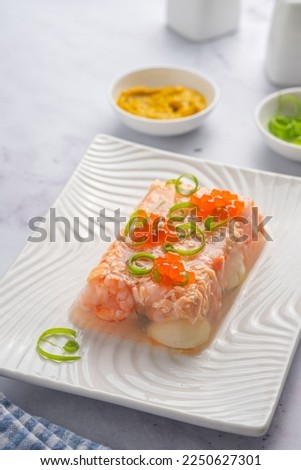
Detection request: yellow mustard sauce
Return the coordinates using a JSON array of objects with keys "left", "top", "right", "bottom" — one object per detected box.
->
[{"left": 117, "top": 86, "right": 207, "bottom": 119}]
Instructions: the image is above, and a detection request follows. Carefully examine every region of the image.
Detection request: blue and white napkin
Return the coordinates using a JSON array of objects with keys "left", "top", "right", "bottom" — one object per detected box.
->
[{"left": 0, "top": 392, "right": 109, "bottom": 450}]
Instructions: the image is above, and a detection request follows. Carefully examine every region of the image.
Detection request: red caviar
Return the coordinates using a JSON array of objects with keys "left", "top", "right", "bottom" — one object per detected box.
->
[
  {"left": 191, "top": 189, "right": 245, "bottom": 221},
  {"left": 152, "top": 252, "right": 195, "bottom": 287}
]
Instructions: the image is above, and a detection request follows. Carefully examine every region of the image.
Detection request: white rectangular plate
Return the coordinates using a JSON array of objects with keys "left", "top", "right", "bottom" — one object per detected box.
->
[{"left": 1, "top": 134, "right": 301, "bottom": 436}]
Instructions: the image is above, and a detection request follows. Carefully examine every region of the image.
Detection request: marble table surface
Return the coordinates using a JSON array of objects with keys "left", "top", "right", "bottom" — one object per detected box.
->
[{"left": 1, "top": 0, "right": 300, "bottom": 450}]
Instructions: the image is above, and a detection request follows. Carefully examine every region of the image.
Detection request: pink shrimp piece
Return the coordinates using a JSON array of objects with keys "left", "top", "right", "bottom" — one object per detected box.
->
[{"left": 79, "top": 241, "right": 135, "bottom": 321}]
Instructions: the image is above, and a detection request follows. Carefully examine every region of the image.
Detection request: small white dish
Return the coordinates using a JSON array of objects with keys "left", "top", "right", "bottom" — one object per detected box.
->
[
  {"left": 255, "top": 87, "right": 301, "bottom": 162},
  {"left": 108, "top": 66, "right": 219, "bottom": 136}
]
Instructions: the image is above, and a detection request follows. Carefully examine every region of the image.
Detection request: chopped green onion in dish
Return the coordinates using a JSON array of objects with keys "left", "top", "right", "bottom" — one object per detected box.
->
[
  {"left": 291, "top": 136, "right": 301, "bottom": 145},
  {"left": 268, "top": 95, "right": 301, "bottom": 145},
  {"left": 278, "top": 94, "right": 301, "bottom": 119},
  {"left": 36, "top": 328, "right": 81, "bottom": 362},
  {"left": 127, "top": 252, "right": 156, "bottom": 275}
]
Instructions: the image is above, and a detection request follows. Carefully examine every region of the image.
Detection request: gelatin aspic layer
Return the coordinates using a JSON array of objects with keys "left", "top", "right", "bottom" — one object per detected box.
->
[{"left": 78, "top": 175, "right": 264, "bottom": 350}]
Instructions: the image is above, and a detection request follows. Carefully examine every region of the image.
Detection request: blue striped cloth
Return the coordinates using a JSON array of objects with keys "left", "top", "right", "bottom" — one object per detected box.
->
[{"left": 0, "top": 393, "right": 109, "bottom": 450}]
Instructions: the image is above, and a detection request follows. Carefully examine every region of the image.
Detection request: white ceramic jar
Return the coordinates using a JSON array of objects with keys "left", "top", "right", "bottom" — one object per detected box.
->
[
  {"left": 265, "top": 0, "right": 301, "bottom": 86},
  {"left": 166, "top": 0, "right": 240, "bottom": 42}
]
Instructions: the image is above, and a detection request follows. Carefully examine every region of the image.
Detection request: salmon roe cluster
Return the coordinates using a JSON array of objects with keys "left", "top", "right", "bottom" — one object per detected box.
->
[
  {"left": 152, "top": 252, "right": 195, "bottom": 287},
  {"left": 191, "top": 189, "right": 245, "bottom": 221}
]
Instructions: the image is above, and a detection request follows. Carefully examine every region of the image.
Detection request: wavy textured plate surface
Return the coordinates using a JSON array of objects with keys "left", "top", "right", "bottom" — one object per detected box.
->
[{"left": 1, "top": 134, "right": 301, "bottom": 436}]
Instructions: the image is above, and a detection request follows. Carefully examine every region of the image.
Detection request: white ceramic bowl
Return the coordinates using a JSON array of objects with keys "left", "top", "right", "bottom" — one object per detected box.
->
[
  {"left": 109, "top": 66, "right": 219, "bottom": 136},
  {"left": 255, "top": 87, "right": 301, "bottom": 162}
]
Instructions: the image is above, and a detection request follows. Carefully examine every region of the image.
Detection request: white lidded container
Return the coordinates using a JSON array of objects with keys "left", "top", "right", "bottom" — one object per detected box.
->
[
  {"left": 166, "top": 0, "right": 240, "bottom": 42},
  {"left": 265, "top": 0, "right": 301, "bottom": 86}
]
